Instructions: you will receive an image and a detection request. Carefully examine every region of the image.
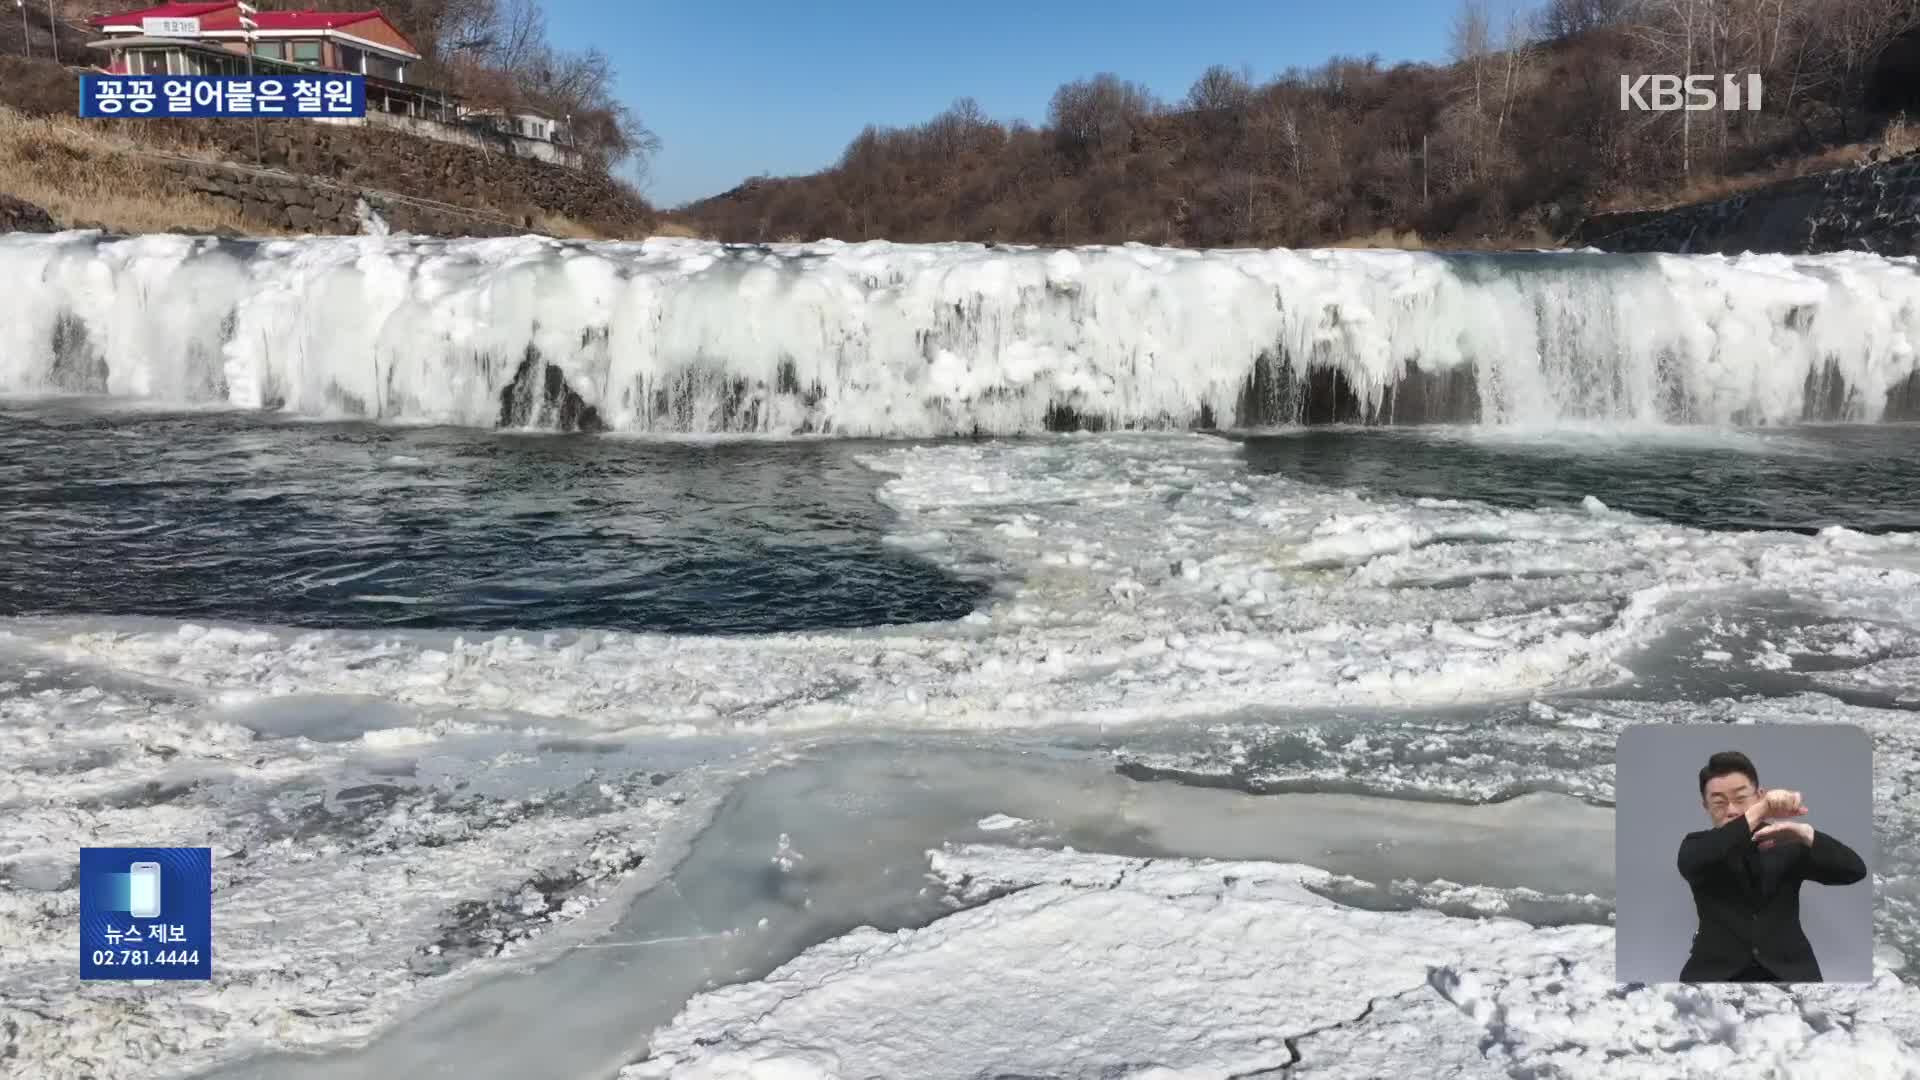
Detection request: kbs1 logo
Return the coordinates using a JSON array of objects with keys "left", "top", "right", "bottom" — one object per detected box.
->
[{"left": 1619, "top": 74, "right": 1764, "bottom": 112}]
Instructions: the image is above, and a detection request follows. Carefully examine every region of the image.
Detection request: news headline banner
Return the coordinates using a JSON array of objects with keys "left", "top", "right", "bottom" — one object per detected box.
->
[{"left": 80, "top": 74, "right": 365, "bottom": 118}]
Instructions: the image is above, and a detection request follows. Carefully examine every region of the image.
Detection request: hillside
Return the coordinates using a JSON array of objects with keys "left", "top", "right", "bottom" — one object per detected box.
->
[
  {"left": 0, "top": 0, "right": 661, "bottom": 238},
  {"left": 674, "top": 0, "right": 1920, "bottom": 249},
  {"left": 0, "top": 56, "right": 656, "bottom": 237}
]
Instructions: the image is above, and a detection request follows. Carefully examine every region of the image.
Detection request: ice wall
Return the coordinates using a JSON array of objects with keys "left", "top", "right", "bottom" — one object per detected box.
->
[{"left": 3, "top": 231, "right": 1918, "bottom": 434}]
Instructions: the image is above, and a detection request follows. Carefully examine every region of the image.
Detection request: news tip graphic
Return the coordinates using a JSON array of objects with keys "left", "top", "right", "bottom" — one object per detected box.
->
[
  {"left": 80, "top": 847, "right": 212, "bottom": 981},
  {"left": 79, "top": 74, "right": 366, "bottom": 119}
]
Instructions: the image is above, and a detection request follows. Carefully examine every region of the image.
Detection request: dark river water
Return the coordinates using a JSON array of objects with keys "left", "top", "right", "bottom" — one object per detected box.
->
[{"left": 4, "top": 401, "right": 1916, "bottom": 633}]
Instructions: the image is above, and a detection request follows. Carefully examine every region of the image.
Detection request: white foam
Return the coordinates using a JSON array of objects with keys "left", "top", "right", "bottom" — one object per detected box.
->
[
  {"left": 6, "top": 428, "right": 1920, "bottom": 1077},
  {"left": 0, "top": 660, "right": 736, "bottom": 1080},
  {"left": 5, "top": 233, "right": 1918, "bottom": 432},
  {"left": 1816, "top": 655, "right": 1920, "bottom": 703},
  {"left": 10, "top": 437, "right": 1917, "bottom": 731}
]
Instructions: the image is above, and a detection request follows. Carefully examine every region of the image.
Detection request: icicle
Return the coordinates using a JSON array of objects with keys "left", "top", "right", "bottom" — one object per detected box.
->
[{"left": 2, "top": 233, "right": 1917, "bottom": 433}]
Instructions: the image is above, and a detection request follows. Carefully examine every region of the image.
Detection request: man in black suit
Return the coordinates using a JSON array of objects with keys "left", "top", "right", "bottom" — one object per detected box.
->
[{"left": 1676, "top": 751, "right": 1868, "bottom": 982}]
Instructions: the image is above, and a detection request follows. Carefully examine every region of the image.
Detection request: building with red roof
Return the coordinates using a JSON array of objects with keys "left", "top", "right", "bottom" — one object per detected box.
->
[
  {"left": 83, "top": 3, "right": 580, "bottom": 165},
  {"left": 85, "top": 3, "right": 447, "bottom": 118}
]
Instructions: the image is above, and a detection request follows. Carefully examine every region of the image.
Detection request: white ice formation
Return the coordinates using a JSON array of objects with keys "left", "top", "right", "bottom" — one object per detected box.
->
[
  {"left": 627, "top": 845, "right": 1920, "bottom": 1080},
  {"left": 4, "top": 232, "right": 1918, "bottom": 433}
]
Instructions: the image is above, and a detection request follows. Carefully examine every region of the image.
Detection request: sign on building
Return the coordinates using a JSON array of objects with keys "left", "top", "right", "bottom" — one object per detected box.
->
[{"left": 141, "top": 16, "right": 201, "bottom": 36}]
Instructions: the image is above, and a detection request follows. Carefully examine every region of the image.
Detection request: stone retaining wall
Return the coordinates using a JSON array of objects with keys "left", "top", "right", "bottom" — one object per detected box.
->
[
  {"left": 166, "top": 119, "right": 649, "bottom": 236},
  {"left": 1577, "top": 153, "right": 1920, "bottom": 256},
  {"left": 166, "top": 157, "right": 522, "bottom": 236}
]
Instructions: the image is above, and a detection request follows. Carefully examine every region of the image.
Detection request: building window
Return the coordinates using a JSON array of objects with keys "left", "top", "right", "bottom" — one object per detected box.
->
[
  {"left": 337, "top": 45, "right": 363, "bottom": 74},
  {"left": 292, "top": 41, "right": 323, "bottom": 65},
  {"left": 365, "top": 55, "right": 401, "bottom": 81},
  {"left": 254, "top": 41, "right": 284, "bottom": 60},
  {"left": 138, "top": 51, "right": 171, "bottom": 75}
]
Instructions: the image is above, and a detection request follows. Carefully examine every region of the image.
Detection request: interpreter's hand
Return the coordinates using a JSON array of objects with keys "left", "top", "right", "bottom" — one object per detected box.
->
[
  {"left": 1760, "top": 788, "right": 1807, "bottom": 816},
  {"left": 1753, "top": 820, "right": 1815, "bottom": 850},
  {"left": 1743, "top": 787, "right": 1809, "bottom": 830}
]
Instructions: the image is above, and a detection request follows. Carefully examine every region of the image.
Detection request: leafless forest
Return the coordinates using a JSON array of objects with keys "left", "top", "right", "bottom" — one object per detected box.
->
[{"left": 679, "top": 0, "right": 1920, "bottom": 247}]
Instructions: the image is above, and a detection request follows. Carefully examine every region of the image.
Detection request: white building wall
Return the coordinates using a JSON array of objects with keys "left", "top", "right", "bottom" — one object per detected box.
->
[{"left": 313, "top": 110, "right": 585, "bottom": 169}]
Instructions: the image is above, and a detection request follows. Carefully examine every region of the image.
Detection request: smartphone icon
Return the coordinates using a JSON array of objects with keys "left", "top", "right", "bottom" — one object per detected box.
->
[{"left": 128, "top": 862, "right": 162, "bottom": 919}]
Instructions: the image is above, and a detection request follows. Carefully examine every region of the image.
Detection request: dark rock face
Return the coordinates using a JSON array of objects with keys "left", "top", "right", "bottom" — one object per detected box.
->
[
  {"left": 47, "top": 312, "right": 107, "bottom": 392},
  {"left": 498, "top": 348, "right": 607, "bottom": 433},
  {"left": 1228, "top": 355, "right": 1482, "bottom": 426},
  {"left": 1888, "top": 371, "right": 1920, "bottom": 421},
  {"left": 1577, "top": 152, "right": 1920, "bottom": 256},
  {"left": 0, "top": 193, "right": 56, "bottom": 233}
]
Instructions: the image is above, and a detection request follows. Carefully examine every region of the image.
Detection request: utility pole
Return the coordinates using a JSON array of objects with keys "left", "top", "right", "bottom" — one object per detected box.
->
[
  {"left": 18, "top": 0, "right": 31, "bottom": 60},
  {"left": 239, "top": 0, "right": 260, "bottom": 165}
]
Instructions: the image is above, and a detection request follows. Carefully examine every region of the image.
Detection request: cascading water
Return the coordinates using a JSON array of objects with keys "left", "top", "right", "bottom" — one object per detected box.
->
[{"left": 3, "top": 231, "right": 1918, "bottom": 433}]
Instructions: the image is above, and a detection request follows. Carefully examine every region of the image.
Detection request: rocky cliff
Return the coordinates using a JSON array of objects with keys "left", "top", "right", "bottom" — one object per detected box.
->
[
  {"left": 1577, "top": 153, "right": 1920, "bottom": 256},
  {"left": 0, "top": 193, "right": 55, "bottom": 232}
]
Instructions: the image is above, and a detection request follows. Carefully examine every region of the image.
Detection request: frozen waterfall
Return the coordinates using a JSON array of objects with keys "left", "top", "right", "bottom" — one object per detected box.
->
[{"left": 2, "top": 231, "right": 1918, "bottom": 434}]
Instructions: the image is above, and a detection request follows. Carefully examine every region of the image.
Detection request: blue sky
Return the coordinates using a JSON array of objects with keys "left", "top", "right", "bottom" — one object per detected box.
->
[{"left": 544, "top": 1, "right": 1462, "bottom": 208}]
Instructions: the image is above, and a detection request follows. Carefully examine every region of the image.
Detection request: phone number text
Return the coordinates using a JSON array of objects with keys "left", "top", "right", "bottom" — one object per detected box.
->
[{"left": 88, "top": 949, "right": 202, "bottom": 966}]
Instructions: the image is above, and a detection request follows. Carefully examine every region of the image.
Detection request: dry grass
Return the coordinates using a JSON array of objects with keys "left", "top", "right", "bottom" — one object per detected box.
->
[
  {"left": 0, "top": 106, "right": 278, "bottom": 235},
  {"left": 1328, "top": 227, "right": 1426, "bottom": 249},
  {"left": 1885, "top": 114, "right": 1920, "bottom": 157},
  {"left": 1593, "top": 142, "right": 1877, "bottom": 213},
  {"left": 650, "top": 219, "right": 711, "bottom": 239},
  {"left": 529, "top": 211, "right": 607, "bottom": 239}
]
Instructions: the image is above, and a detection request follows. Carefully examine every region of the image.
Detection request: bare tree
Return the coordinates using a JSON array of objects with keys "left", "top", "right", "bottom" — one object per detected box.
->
[
  {"left": 1275, "top": 101, "right": 1310, "bottom": 185},
  {"left": 923, "top": 97, "right": 1002, "bottom": 168},
  {"left": 1049, "top": 73, "right": 1160, "bottom": 161},
  {"left": 1537, "top": 0, "right": 1632, "bottom": 39},
  {"left": 1795, "top": 0, "right": 1920, "bottom": 136},
  {"left": 1495, "top": 5, "right": 1536, "bottom": 143},
  {"left": 1449, "top": 0, "right": 1496, "bottom": 179},
  {"left": 487, "top": 0, "right": 546, "bottom": 73},
  {"left": 1631, "top": 0, "right": 1714, "bottom": 175},
  {"left": 1186, "top": 64, "right": 1254, "bottom": 116},
  {"left": 350, "top": 0, "right": 501, "bottom": 60},
  {"left": 1452, "top": 0, "right": 1494, "bottom": 114}
]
